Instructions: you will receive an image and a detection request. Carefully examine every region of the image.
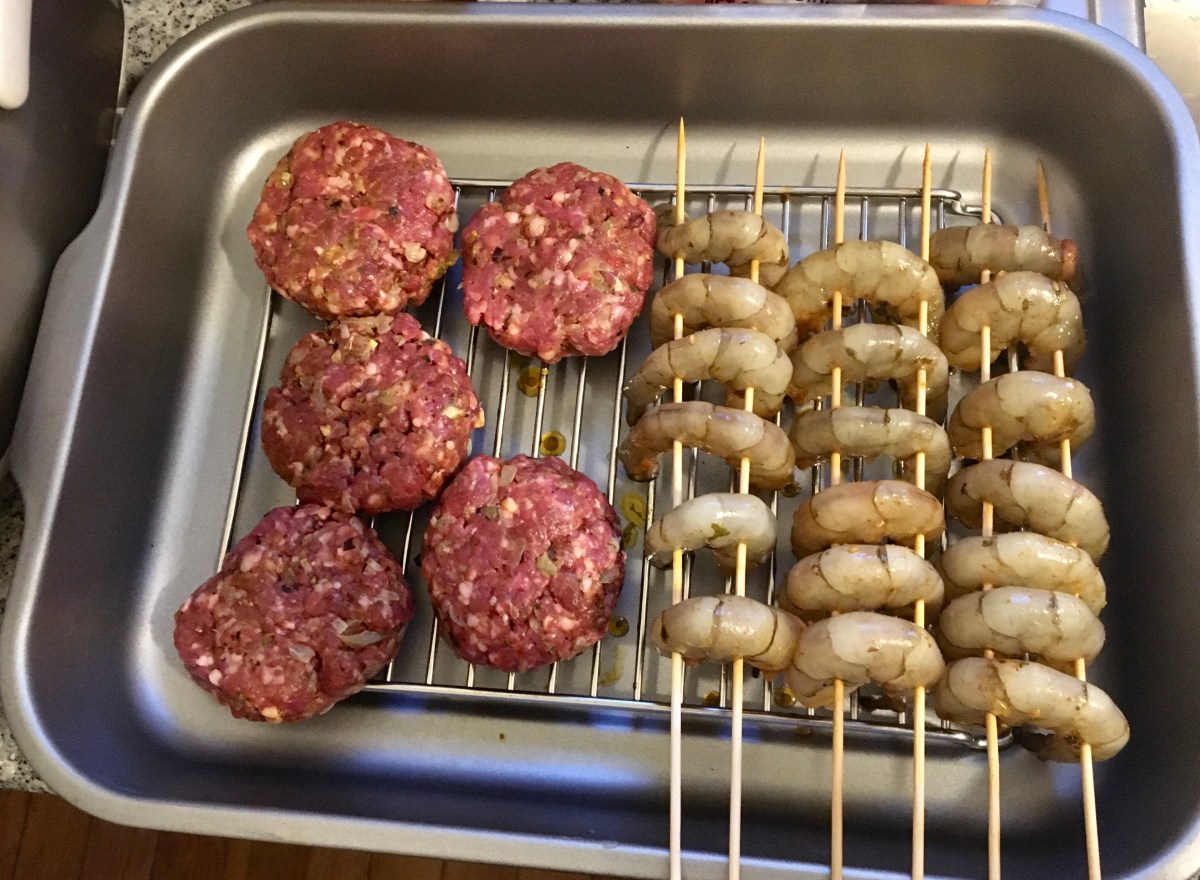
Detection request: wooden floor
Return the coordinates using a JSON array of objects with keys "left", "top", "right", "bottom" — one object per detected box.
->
[{"left": 0, "top": 791, "right": 600, "bottom": 880}]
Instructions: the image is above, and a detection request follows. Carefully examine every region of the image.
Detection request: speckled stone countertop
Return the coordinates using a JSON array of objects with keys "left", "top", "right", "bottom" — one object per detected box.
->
[{"left": 0, "top": 0, "right": 253, "bottom": 794}]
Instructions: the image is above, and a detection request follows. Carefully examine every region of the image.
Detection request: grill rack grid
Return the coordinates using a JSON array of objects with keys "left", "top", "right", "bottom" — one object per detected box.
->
[{"left": 225, "top": 176, "right": 1011, "bottom": 752}]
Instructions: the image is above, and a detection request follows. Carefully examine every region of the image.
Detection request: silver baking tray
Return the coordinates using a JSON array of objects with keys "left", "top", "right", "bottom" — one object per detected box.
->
[{"left": 4, "top": 4, "right": 1200, "bottom": 878}]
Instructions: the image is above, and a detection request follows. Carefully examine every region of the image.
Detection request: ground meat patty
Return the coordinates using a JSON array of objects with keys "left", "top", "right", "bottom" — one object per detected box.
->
[
  {"left": 262, "top": 312, "right": 482, "bottom": 515},
  {"left": 461, "top": 162, "right": 655, "bottom": 363},
  {"left": 247, "top": 121, "right": 458, "bottom": 319},
  {"left": 422, "top": 455, "right": 624, "bottom": 672},
  {"left": 173, "top": 505, "right": 413, "bottom": 723}
]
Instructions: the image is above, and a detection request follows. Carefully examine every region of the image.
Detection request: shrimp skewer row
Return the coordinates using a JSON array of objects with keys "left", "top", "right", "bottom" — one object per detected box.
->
[
  {"left": 665, "top": 118, "right": 686, "bottom": 880},
  {"left": 724, "top": 137, "right": 770, "bottom": 880},
  {"left": 1038, "top": 161, "right": 1104, "bottom": 880},
  {"left": 644, "top": 134, "right": 777, "bottom": 880},
  {"left": 972, "top": 149, "right": 1004, "bottom": 880}
]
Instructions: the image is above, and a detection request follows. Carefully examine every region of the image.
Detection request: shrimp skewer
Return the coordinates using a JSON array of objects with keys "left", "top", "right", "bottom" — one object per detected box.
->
[
  {"left": 937, "top": 532, "right": 1106, "bottom": 614},
  {"left": 624, "top": 327, "right": 791, "bottom": 423},
  {"left": 644, "top": 493, "right": 776, "bottom": 574},
  {"left": 617, "top": 401, "right": 795, "bottom": 490},
  {"left": 933, "top": 657, "right": 1128, "bottom": 762},
  {"left": 787, "top": 323, "right": 951, "bottom": 421},
  {"left": 938, "top": 271, "right": 1086, "bottom": 372},
  {"left": 791, "top": 479, "right": 945, "bottom": 557},
  {"left": 789, "top": 406, "right": 952, "bottom": 496},
  {"left": 928, "top": 223, "right": 1078, "bottom": 287},
  {"left": 785, "top": 611, "right": 945, "bottom": 708},
  {"left": 936, "top": 587, "right": 1105, "bottom": 667},
  {"left": 784, "top": 544, "right": 944, "bottom": 621},
  {"left": 649, "top": 274, "right": 799, "bottom": 351},
  {"left": 1037, "top": 160, "right": 1105, "bottom": 880},
  {"left": 944, "top": 459, "right": 1110, "bottom": 561},
  {"left": 774, "top": 239, "right": 944, "bottom": 340},
  {"left": 651, "top": 595, "right": 804, "bottom": 674},
  {"left": 948, "top": 371, "right": 1095, "bottom": 463},
  {"left": 656, "top": 207, "right": 791, "bottom": 288}
]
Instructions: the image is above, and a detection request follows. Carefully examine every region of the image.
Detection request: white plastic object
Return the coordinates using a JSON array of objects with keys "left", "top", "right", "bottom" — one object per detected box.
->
[{"left": 0, "top": 0, "right": 32, "bottom": 109}]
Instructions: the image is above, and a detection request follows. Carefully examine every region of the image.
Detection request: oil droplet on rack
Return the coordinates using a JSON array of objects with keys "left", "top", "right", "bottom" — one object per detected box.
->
[
  {"left": 517, "top": 365, "right": 543, "bottom": 397},
  {"left": 621, "top": 522, "right": 639, "bottom": 550},
  {"left": 598, "top": 644, "right": 626, "bottom": 687},
  {"left": 619, "top": 491, "right": 647, "bottom": 527},
  {"left": 702, "top": 691, "right": 721, "bottom": 708},
  {"left": 539, "top": 431, "right": 566, "bottom": 457},
  {"left": 607, "top": 616, "right": 630, "bottom": 638},
  {"left": 774, "top": 687, "right": 796, "bottom": 708}
]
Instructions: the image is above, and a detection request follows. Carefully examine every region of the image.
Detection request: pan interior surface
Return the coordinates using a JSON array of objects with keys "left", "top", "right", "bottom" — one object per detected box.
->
[{"left": 5, "top": 5, "right": 1200, "bottom": 879}]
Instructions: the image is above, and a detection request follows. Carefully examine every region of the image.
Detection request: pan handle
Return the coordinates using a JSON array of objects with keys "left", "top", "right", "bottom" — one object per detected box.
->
[{"left": 10, "top": 215, "right": 114, "bottom": 533}]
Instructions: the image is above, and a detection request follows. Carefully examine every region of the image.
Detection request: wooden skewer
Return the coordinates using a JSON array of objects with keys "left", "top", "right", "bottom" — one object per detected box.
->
[
  {"left": 668, "top": 117, "right": 687, "bottom": 880},
  {"left": 828, "top": 150, "right": 847, "bottom": 880},
  {"left": 976, "top": 148, "right": 1003, "bottom": 880},
  {"left": 1037, "top": 161, "right": 1102, "bottom": 880},
  {"left": 911, "top": 144, "right": 933, "bottom": 880},
  {"left": 727, "top": 137, "right": 766, "bottom": 880}
]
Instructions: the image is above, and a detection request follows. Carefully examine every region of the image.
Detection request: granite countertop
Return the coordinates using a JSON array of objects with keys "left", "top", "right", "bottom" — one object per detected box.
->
[{"left": 0, "top": 0, "right": 252, "bottom": 794}]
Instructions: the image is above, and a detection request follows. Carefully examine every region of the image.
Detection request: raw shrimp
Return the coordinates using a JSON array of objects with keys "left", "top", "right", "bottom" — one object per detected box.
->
[
  {"left": 948, "top": 371, "right": 1095, "bottom": 463},
  {"left": 789, "top": 406, "right": 952, "bottom": 496},
  {"left": 617, "top": 401, "right": 796, "bottom": 490},
  {"left": 944, "top": 459, "right": 1110, "bottom": 561},
  {"left": 937, "top": 587, "right": 1105, "bottom": 666},
  {"left": 784, "top": 611, "right": 945, "bottom": 707},
  {"left": 624, "top": 328, "right": 791, "bottom": 424},
  {"left": 937, "top": 533, "right": 1106, "bottom": 614},
  {"left": 939, "top": 271, "right": 1085, "bottom": 372},
  {"left": 651, "top": 595, "right": 804, "bottom": 674},
  {"left": 656, "top": 209, "right": 790, "bottom": 286},
  {"left": 791, "top": 479, "right": 945, "bottom": 557},
  {"left": 774, "top": 240, "right": 945, "bottom": 339},
  {"left": 928, "top": 224, "right": 1078, "bottom": 288},
  {"left": 933, "top": 657, "right": 1128, "bottom": 761},
  {"left": 649, "top": 274, "right": 799, "bottom": 351},
  {"left": 783, "top": 544, "right": 944, "bottom": 621},
  {"left": 644, "top": 493, "right": 777, "bottom": 574},
  {"left": 788, "top": 324, "right": 951, "bottom": 422}
]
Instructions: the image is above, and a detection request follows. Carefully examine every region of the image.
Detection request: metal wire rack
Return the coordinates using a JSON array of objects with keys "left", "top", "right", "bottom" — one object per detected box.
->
[{"left": 226, "top": 176, "right": 1011, "bottom": 751}]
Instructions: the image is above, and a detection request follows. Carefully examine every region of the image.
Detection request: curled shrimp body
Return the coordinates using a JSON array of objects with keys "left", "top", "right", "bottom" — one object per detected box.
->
[
  {"left": 784, "top": 611, "right": 946, "bottom": 708},
  {"left": 791, "top": 479, "right": 945, "bottom": 557},
  {"left": 948, "top": 371, "right": 1095, "bottom": 463},
  {"left": 617, "top": 401, "right": 796, "bottom": 490},
  {"left": 624, "top": 328, "right": 791, "bottom": 424},
  {"left": 649, "top": 274, "right": 799, "bottom": 351},
  {"left": 936, "top": 587, "right": 1105, "bottom": 667},
  {"left": 789, "top": 406, "right": 952, "bottom": 496},
  {"left": 656, "top": 209, "right": 790, "bottom": 287},
  {"left": 783, "top": 544, "right": 944, "bottom": 621},
  {"left": 938, "top": 533, "right": 1106, "bottom": 614},
  {"left": 788, "top": 324, "right": 951, "bottom": 422},
  {"left": 651, "top": 595, "right": 805, "bottom": 674},
  {"left": 774, "top": 240, "right": 945, "bottom": 340},
  {"left": 945, "top": 460, "right": 1110, "bottom": 561},
  {"left": 929, "top": 224, "right": 1079, "bottom": 288},
  {"left": 644, "top": 493, "right": 777, "bottom": 574},
  {"left": 939, "top": 272, "right": 1085, "bottom": 372},
  {"left": 933, "top": 657, "right": 1128, "bottom": 761}
]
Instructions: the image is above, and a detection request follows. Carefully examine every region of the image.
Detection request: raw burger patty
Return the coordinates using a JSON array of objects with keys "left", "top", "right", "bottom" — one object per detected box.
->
[
  {"left": 247, "top": 120, "right": 458, "bottom": 319},
  {"left": 262, "top": 312, "right": 482, "bottom": 515},
  {"left": 461, "top": 162, "right": 655, "bottom": 363},
  {"left": 421, "top": 455, "right": 625, "bottom": 672},
  {"left": 173, "top": 504, "right": 413, "bottom": 723}
]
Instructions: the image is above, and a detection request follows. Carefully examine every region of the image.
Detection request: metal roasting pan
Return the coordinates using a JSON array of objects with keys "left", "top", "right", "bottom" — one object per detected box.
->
[{"left": 4, "top": 3, "right": 1200, "bottom": 877}]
